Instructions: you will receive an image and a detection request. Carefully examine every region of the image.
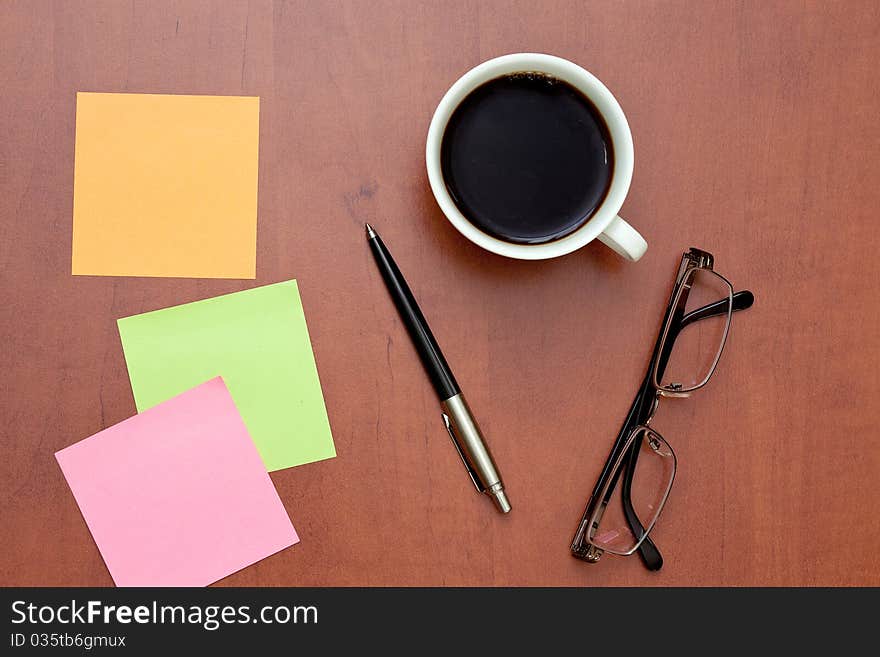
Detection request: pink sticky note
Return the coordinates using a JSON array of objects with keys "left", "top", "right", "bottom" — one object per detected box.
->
[{"left": 55, "top": 377, "right": 299, "bottom": 586}]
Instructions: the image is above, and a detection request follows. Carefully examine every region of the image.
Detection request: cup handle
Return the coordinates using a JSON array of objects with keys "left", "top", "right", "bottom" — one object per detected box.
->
[{"left": 597, "top": 215, "right": 647, "bottom": 262}]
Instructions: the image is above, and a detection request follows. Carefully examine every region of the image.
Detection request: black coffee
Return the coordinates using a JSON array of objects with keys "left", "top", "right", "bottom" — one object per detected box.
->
[{"left": 440, "top": 73, "right": 613, "bottom": 244}]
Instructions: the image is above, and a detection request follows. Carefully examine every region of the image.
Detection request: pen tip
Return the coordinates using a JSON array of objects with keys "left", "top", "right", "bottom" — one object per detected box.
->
[
  {"left": 365, "top": 223, "right": 377, "bottom": 239},
  {"left": 491, "top": 489, "right": 511, "bottom": 514}
]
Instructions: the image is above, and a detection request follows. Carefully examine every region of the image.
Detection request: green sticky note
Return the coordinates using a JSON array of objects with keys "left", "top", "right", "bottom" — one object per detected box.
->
[{"left": 117, "top": 280, "right": 335, "bottom": 471}]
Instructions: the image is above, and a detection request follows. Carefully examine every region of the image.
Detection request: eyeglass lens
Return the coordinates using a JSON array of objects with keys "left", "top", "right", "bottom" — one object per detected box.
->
[
  {"left": 588, "top": 427, "right": 676, "bottom": 555},
  {"left": 657, "top": 268, "right": 733, "bottom": 393}
]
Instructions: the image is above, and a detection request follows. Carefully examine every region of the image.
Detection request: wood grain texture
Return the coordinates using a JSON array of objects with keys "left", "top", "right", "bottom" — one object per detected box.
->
[{"left": 1, "top": 0, "right": 878, "bottom": 586}]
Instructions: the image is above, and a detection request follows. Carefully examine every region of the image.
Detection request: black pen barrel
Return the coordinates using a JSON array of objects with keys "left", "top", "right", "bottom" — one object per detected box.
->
[{"left": 368, "top": 233, "right": 460, "bottom": 400}]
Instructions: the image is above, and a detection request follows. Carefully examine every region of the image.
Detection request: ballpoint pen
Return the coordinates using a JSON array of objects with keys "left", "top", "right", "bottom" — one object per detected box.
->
[{"left": 365, "top": 223, "right": 510, "bottom": 514}]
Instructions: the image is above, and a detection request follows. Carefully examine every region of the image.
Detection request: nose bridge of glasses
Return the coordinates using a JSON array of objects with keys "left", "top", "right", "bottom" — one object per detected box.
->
[{"left": 643, "top": 383, "right": 691, "bottom": 428}]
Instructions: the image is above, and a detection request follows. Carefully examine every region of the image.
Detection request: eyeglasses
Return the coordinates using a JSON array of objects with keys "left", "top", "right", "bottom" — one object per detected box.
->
[{"left": 571, "top": 248, "right": 754, "bottom": 570}]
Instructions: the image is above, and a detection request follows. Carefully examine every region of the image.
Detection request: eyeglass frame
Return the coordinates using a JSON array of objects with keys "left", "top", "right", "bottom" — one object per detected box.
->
[{"left": 570, "top": 247, "right": 755, "bottom": 570}]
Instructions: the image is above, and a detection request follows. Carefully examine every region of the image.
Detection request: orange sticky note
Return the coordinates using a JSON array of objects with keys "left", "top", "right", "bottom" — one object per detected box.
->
[{"left": 72, "top": 92, "right": 259, "bottom": 279}]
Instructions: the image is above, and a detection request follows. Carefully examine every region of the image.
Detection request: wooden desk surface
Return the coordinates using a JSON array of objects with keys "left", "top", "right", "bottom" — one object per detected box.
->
[{"left": 2, "top": 0, "right": 878, "bottom": 586}]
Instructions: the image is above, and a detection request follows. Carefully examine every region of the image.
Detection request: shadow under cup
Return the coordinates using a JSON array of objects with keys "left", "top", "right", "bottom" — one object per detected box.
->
[{"left": 438, "top": 71, "right": 615, "bottom": 246}]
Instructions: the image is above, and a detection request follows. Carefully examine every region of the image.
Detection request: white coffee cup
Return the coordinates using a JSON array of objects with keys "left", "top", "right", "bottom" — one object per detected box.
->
[{"left": 426, "top": 53, "right": 647, "bottom": 261}]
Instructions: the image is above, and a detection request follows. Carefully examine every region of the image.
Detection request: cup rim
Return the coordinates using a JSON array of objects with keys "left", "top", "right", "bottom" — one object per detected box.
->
[{"left": 426, "top": 53, "right": 634, "bottom": 260}]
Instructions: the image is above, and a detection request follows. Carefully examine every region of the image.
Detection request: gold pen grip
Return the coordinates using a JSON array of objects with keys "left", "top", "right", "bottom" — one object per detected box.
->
[{"left": 440, "top": 393, "right": 510, "bottom": 513}]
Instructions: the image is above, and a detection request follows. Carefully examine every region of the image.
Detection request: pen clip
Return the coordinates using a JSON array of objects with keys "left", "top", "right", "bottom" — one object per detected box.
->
[{"left": 442, "top": 412, "right": 482, "bottom": 492}]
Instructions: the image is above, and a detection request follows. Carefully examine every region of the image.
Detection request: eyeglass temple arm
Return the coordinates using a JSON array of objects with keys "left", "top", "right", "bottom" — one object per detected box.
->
[
  {"left": 682, "top": 290, "right": 754, "bottom": 328},
  {"left": 613, "top": 274, "right": 699, "bottom": 569},
  {"left": 620, "top": 434, "right": 653, "bottom": 557}
]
